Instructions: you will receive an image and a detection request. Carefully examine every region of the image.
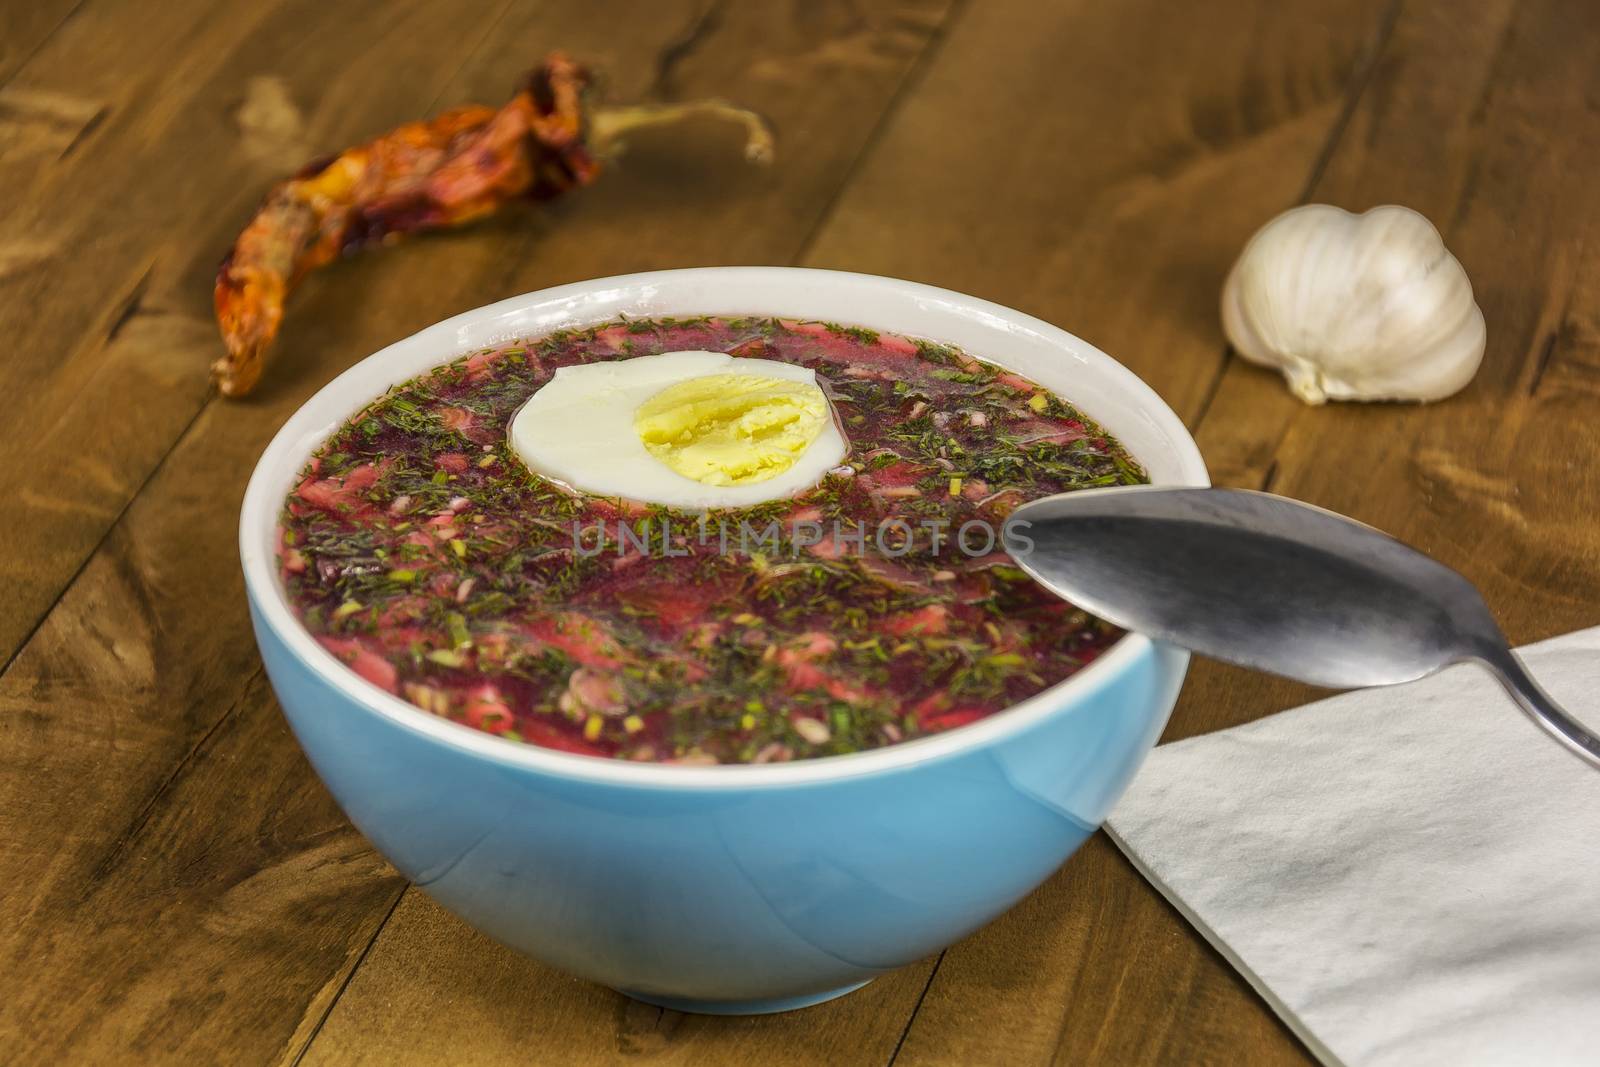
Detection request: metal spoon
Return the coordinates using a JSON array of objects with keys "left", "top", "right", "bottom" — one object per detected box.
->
[{"left": 1004, "top": 485, "right": 1600, "bottom": 769}]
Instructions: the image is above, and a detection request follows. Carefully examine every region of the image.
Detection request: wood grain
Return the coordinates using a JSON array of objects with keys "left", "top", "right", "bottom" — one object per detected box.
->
[
  {"left": 801, "top": 0, "right": 1394, "bottom": 426},
  {"left": 0, "top": 390, "right": 406, "bottom": 1060},
  {"left": 298, "top": 892, "right": 936, "bottom": 1067},
  {"left": 0, "top": 0, "right": 79, "bottom": 87},
  {"left": 0, "top": 0, "right": 957, "bottom": 1063}
]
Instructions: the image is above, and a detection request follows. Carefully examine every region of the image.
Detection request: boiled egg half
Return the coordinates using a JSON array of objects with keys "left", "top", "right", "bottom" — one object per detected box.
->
[{"left": 509, "top": 351, "right": 847, "bottom": 508}]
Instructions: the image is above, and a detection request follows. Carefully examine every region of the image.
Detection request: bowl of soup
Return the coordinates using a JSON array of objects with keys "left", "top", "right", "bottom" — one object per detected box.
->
[{"left": 240, "top": 267, "right": 1207, "bottom": 1014}]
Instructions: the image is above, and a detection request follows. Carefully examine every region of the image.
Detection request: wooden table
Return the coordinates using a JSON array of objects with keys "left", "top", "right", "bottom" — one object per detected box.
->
[{"left": 4, "top": 1, "right": 1596, "bottom": 1062}]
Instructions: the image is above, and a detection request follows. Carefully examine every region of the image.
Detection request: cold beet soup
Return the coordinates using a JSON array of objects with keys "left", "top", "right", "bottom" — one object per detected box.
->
[{"left": 277, "top": 316, "right": 1148, "bottom": 764}]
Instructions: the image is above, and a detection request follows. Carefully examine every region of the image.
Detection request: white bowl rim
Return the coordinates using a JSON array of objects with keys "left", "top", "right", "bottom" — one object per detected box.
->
[{"left": 240, "top": 267, "right": 1208, "bottom": 791}]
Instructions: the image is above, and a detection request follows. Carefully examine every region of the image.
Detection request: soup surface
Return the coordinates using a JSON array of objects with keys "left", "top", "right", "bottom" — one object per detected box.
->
[{"left": 278, "top": 316, "right": 1147, "bottom": 763}]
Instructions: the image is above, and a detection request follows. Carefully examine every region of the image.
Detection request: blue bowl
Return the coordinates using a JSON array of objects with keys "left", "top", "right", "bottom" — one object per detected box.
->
[{"left": 241, "top": 268, "right": 1207, "bottom": 1014}]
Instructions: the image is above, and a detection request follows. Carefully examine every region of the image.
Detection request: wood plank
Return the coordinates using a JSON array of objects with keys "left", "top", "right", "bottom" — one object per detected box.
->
[
  {"left": 298, "top": 891, "right": 935, "bottom": 1067},
  {"left": 0, "top": 0, "right": 957, "bottom": 1062},
  {"left": 886, "top": 837, "right": 1303, "bottom": 1066},
  {"left": 2, "top": 668, "right": 403, "bottom": 1060},
  {"left": 801, "top": 0, "right": 1393, "bottom": 427},
  {"left": 797, "top": 0, "right": 1396, "bottom": 1062},
  {"left": 0, "top": 0, "right": 79, "bottom": 87}
]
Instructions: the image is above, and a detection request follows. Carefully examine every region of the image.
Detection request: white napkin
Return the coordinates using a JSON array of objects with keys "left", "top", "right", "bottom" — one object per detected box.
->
[{"left": 1104, "top": 627, "right": 1600, "bottom": 1067}]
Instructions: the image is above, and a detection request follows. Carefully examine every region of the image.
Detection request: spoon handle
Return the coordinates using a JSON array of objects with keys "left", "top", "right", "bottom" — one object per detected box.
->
[{"left": 1478, "top": 649, "right": 1600, "bottom": 769}]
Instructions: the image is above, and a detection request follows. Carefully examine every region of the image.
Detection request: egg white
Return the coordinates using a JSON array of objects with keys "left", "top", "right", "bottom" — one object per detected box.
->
[{"left": 508, "top": 351, "right": 848, "bottom": 509}]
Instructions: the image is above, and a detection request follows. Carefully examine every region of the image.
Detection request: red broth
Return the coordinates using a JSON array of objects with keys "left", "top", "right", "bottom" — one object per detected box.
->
[{"left": 277, "top": 317, "right": 1147, "bottom": 763}]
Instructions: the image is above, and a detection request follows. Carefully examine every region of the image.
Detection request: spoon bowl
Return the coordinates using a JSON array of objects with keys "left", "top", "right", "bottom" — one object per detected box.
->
[{"left": 1005, "top": 486, "right": 1600, "bottom": 768}]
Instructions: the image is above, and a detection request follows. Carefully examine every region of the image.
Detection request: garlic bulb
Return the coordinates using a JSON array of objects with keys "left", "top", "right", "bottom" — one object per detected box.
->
[{"left": 1221, "top": 204, "right": 1485, "bottom": 404}]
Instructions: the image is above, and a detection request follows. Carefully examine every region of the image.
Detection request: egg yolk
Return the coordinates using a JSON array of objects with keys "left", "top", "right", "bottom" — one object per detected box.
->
[{"left": 634, "top": 373, "right": 830, "bottom": 486}]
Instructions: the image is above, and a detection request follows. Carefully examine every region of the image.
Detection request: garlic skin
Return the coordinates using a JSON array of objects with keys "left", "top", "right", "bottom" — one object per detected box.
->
[{"left": 1221, "top": 204, "right": 1486, "bottom": 404}]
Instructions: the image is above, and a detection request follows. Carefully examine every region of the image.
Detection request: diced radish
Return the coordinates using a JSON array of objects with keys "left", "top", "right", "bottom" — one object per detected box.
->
[
  {"left": 342, "top": 463, "right": 382, "bottom": 493},
  {"left": 790, "top": 631, "right": 838, "bottom": 658},
  {"left": 923, "top": 708, "right": 985, "bottom": 732},
  {"left": 727, "top": 337, "right": 770, "bottom": 358},
  {"left": 776, "top": 653, "right": 829, "bottom": 691},
  {"left": 807, "top": 531, "right": 849, "bottom": 560},
  {"left": 673, "top": 657, "right": 710, "bottom": 683},
  {"left": 294, "top": 478, "right": 348, "bottom": 511},
  {"left": 462, "top": 684, "right": 515, "bottom": 734},
  {"left": 885, "top": 604, "right": 949, "bottom": 637},
  {"left": 859, "top": 459, "right": 927, "bottom": 491},
  {"left": 823, "top": 678, "right": 871, "bottom": 704},
  {"left": 524, "top": 614, "right": 627, "bottom": 670},
  {"left": 878, "top": 333, "right": 918, "bottom": 357},
  {"left": 463, "top": 349, "right": 500, "bottom": 378},
  {"left": 779, "top": 319, "right": 833, "bottom": 337},
  {"left": 317, "top": 637, "right": 398, "bottom": 694},
  {"left": 294, "top": 461, "right": 386, "bottom": 517},
  {"left": 611, "top": 577, "right": 723, "bottom": 631},
  {"left": 518, "top": 719, "right": 607, "bottom": 757}
]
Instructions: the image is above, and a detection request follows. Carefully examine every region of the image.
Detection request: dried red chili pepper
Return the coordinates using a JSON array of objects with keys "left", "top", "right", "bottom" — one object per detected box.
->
[{"left": 213, "top": 52, "right": 772, "bottom": 397}]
